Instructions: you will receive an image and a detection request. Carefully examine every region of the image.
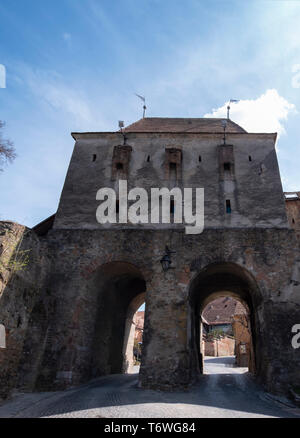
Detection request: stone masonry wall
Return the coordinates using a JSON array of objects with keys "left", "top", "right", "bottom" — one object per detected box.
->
[
  {"left": 285, "top": 195, "right": 300, "bottom": 243},
  {"left": 54, "top": 132, "right": 287, "bottom": 231},
  {"left": 0, "top": 224, "right": 299, "bottom": 397},
  {"left": 0, "top": 222, "right": 49, "bottom": 399},
  {"left": 13, "top": 226, "right": 298, "bottom": 396}
]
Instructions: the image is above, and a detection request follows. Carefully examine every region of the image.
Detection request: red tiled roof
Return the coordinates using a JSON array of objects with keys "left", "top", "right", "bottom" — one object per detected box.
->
[
  {"left": 125, "top": 118, "right": 246, "bottom": 133},
  {"left": 202, "top": 297, "right": 247, "bottom": 325}
]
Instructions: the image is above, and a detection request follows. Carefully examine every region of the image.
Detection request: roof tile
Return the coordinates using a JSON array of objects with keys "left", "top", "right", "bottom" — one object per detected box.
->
[{"left": 125, "top": 117, "right": 246, "bottom": 133}]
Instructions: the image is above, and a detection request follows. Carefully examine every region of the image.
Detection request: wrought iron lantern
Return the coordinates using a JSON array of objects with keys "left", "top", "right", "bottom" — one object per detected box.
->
[{"left": 160, "top": 246, "right": 176, "bottom": 272}]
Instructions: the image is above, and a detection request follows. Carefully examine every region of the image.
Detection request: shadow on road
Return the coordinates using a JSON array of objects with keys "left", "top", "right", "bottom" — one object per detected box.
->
[{"left": 0, "top": 356, "right": 298, "bottom": 418}]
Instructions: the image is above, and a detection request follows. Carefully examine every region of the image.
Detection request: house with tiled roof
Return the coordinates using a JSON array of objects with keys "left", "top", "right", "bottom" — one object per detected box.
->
[{"left": 202, "top": 297, "right": 247, "bottom": 334}]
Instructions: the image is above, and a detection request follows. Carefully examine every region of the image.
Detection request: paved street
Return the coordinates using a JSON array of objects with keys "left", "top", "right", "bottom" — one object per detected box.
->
[{"left": 0, "top": 356, "right": 299, "bottom": 418}]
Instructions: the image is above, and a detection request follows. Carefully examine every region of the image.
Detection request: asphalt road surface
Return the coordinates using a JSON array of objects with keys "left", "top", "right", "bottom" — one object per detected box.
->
[{"left": 0, "top": 356, "right": 299, "bottom": 418}]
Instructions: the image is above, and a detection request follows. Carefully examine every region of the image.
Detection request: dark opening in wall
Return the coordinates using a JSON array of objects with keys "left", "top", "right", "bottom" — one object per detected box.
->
[
  {"left": 92, "top": 154, "right": 97, "bottom": 162},
  {"left": 111, "top": 145, "right": 132, "bottom": 181},
  {"left": 224, "top": 162, "right": 231, "bottom": 171},
  {"left": 169, "top": 162, "right": 177, "bottom": 182},
  {"left": 170, "top": 162, "right": 177, "bottom": 172},
  {"left": 226, "top": 200, "right": 232, "bottom": 214},
  {"left": 292, "top": 218, "right": 295, "bottom": 224},
  {"left": 116, "top": 200, "right": 120, "bottom": 215},
  {"left": 199, "top": 156, "right": 202, "bottom": 162},
  {"left": 170, "top": 200, "right": 175, "bottom": 215},
  {"left": 249, "top": 156, "right": 252, "bottom": 162},
  {"left": 165, "top": 148, "right": 182, "bottom": 181},
  {"left": 147, "top": 156, "right": 150, "bottom": 162}
]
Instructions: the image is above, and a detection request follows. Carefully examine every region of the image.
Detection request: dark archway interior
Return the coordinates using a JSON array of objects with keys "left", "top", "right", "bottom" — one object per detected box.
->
[
  {"left": 189, "top": 263, "right": 262, "bottom": 375},
  {"left": 90, "top": 262, "right": 146, "bottom": 379}
]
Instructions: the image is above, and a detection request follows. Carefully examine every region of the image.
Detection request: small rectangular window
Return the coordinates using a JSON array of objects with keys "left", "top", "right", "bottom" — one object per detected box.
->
[
  {"left": 199, "top": 155, "right": 202, "bottom": 162},
  {"left": 249, "top": 156, "right": 252, "bottom": 162},
  {"left": 116, "top": 162, "right": 123, "bottom": 170},
  {"left": 224, "top": 162, "right": 231, "bottom": 171},
  {"left": 92, "top": 154, "right": 97, "bottom": 162},
  {"left": 226, "top": 200, "right": 231, "bottom": 214}
]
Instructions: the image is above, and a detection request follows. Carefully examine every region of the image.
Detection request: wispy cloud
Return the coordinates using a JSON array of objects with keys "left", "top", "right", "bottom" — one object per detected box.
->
[
  {"left": 63, "top": 32, "right": 71, "bottom": 42},
  {"left": 62, "top": 32, "right": 72, "bottom": 48},
  {"left": 1, "top": 0, "right": 300, "bottom": 226},
  {"left": 14, "top": 64, "right": 112, "bottom": 131},
  {"left": 204, "top": 89, "right": 296, "bottom": 138},
  {"left": 27, "top": 70, "right": 94, "bottom": 126}
]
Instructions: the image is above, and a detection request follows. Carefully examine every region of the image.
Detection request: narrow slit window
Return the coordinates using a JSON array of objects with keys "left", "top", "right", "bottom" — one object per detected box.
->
[
  {"left": 249, "top": 156, "right": 252, "bottom": 162},
  {"left": 170, "top": 199, "right": 175, "bottom": 215},
  {"left": 226, "top": 200, "right": 232, "bottom": 214},
  {"left": 224, "top": 162, "right": 231, "bottom": 171},
  {"left": 292, "top": 218, "right": 295, "bottom": 224},
  {"left": 169, "top": 162, "right": 177, "bottom": 181},
  {"left": 199, "top": 155, "right": 202, "bottom": 162},
  {"left": 92, "top": 154, "right": 97, "bottom": 162},
  {"left": 116, "top": 200, "right": 120, "bottom": 215},
  {"left": 147, "top": 155, "right": 150, "bottom": 162}
]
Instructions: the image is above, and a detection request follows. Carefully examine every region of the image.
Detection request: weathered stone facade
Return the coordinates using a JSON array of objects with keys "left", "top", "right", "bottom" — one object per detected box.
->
[
  {"left": 285, "top": 192, "right": 300, "bottom": 243},
  {"left": 232, "top": 313, "right": 253, "bottom": 369},
  {"left": 0, "top": 118, "right": 299, "bottom": 399},
  {"left": 134, "top": 311, "right": 144, "bottom": 343},
  {"left": 204, "top": 336, "right": 235, "bottom": 357},
  {"left": 0, "top": 222, "right": 50, "bottom": 398}
]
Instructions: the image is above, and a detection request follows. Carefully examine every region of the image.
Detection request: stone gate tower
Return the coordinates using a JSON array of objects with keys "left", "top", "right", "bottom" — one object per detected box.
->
[{"left": 0, "top": 117, "right": 299, "bottom": 398}]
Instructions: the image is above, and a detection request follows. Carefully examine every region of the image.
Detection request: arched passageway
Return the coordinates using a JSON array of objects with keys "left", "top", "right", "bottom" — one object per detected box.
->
[
  {"left": 201, "top": 296, "right": 253, "bottom": 373},
  {"left": 189, "top": 262, "right": 262, "bottom": 379},
  {"left": 90, "top": 262, "right": 146, "bottom": 379},
  {"left": 123, "top": 296, "right": 145, "bottom": 374}
]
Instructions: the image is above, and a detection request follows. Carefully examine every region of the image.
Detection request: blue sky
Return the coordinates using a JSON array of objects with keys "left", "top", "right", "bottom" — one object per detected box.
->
[{"left": 0, "top": 0, "right": 300, "bottom": 227}]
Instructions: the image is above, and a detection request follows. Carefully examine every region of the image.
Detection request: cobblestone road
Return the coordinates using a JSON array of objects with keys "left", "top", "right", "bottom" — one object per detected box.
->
[{"left": 0, "top": 357, "right": 299, "bottom": 418}]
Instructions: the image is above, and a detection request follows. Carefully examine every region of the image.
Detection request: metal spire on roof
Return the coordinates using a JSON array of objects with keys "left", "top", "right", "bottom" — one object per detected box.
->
[
  {"left": 227, "top": 99, "right": 239, "bottom": 119},
  {"left": 135, "top": 94, "right": 147, "bottom": 118}
]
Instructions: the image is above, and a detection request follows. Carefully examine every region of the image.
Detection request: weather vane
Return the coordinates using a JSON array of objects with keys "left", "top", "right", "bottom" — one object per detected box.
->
[
  {"left": 135, "top": 94, "right": 147, "bottom": 118},
  {"left": 227, "top": 99, "right": 239, "bottom": 119}
]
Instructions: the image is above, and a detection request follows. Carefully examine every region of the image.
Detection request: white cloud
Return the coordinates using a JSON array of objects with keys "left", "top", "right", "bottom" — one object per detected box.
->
[{"left": 204, "top": 89, "right": 296, "bottom": 138}]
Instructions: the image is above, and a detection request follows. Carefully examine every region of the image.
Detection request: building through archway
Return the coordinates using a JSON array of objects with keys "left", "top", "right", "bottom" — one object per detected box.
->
[
  {"left": 201, "top": 296, "right": 253, "bottom": 373},
  {"left": 188, "top": 262, "right": 261, "bottom": 379}
]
